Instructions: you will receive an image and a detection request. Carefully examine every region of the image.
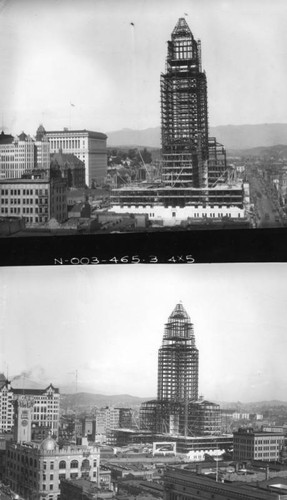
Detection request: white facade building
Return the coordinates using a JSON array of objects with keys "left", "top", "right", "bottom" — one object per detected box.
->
[
  {"left": 0, "top": 131, "right": 50, "bottom": 179},
  {"left": 0, "top": 380, "right": 60, "bottom": 436},
  {"left": 109, "top": 203, "right": 245, "bottom": 226},
  {"left": 46, "top": 129, "right": 107, "bottom": 187}
]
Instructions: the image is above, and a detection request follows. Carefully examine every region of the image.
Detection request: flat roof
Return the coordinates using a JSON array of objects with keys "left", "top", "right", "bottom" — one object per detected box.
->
[
  {"left": 233, "top": 430, "right": 284, "bottom": 436},
  {"left": 112, "top": 183, "right": 243, "bottom": 192},
  {"left": 164, "top": 469, "right": 280, "bottom": 499},
  {"left": 46, "top": 129, "right": 107, "bottom": 140}
]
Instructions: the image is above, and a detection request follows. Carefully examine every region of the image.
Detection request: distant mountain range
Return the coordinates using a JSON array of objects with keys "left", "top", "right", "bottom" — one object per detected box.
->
[
  {"left": 106, "top": 123, "right": 287, "bottom": 151},
  {"left": 60, "top": 392, "right": 153, "bottom": 410},
  {"left": 60, "top": 392, "right": 287, "bottom": 412},
  {"left": 217, "top": 400, "right": 287, "bottom": 410},
  {"left": 228, "top": 144, "right": 287, "bottom": 158}
]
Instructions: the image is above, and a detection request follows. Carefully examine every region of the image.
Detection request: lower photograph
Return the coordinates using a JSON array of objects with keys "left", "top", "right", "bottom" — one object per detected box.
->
[{"left": 0, "top": 264, "right": 286, "bottom": 500}]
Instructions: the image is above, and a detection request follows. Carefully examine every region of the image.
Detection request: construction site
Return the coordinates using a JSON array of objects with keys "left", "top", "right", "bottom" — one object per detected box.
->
[
  {"left": 135, "top": 303, "right": 223, "bottom": 452},
  {"left": 109, "top": 18, "right": 249, "bottom": 227}
]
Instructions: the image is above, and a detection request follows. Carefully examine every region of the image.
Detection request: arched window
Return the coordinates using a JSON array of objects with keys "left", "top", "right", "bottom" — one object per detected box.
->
[
  {"left": 82, "top": 459, "right": 90, "bottom": 469},
  {"left": 70, "top": 460, "right": 78, "bottom": 469},
  {"left": 59, "top": 461, "right": 66, "bottom": 469}
]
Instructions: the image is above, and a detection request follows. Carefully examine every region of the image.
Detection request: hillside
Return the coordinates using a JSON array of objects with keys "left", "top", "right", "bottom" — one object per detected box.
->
[
  {"left": 106, "top": 123, "right": 287, "bottom": 150},
  {"left": 227, "top": 144, "right": 287, "bottom": 158},
  {"left": 60, "top": 392, "right": 153, "bottom": 410}
]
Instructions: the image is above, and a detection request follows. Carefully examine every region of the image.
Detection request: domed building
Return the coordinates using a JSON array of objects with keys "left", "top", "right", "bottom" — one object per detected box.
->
[
  {"left": 40, "top": 432, "right": 57, "bottom": 452},
  {"left": 5, "top": 435, "right": 101, "bottom": 500}
]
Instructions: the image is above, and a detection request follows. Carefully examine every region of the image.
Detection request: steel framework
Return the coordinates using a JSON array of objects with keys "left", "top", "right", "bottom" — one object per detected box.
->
[{"left": 161, "top": 18, "right": 209, "bottom": 188}]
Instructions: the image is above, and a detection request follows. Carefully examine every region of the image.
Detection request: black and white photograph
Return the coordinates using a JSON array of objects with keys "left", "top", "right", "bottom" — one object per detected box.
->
[
  {"left": 1, "top": 263, "right": 287, "bottom": 499},
  {"left": 1, "top": 0, "right": 287, "bottom": 242}
]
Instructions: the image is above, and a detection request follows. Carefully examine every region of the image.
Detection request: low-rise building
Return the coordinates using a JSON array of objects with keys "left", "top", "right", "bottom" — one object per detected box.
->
[
  {"left": 68, "top": 202, "right": 91, "bottom": 219},
  {"left": 60, "top": 476, "right": 114, "bottom": 500},
  {"left": 163, "top": 466, "right": 287, "bottom": 500},
  {"left": 103, "top": 428, "right": 233, "bottom": 455}
]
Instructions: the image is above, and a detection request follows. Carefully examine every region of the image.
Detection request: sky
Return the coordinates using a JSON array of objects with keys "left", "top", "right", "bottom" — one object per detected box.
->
[
  {"left": 0, "top": 0, "right": 287, "bottom": 137},
  {"left": 1, "top": 263, "right": 287, "bottom": 403}
]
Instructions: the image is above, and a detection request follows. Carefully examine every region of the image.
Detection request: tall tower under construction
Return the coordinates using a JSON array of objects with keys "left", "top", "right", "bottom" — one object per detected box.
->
[
  {"left": 161, "top": 18, "right": 208, "bottom": 188},
  {"left": 140, "top": 303, "right": 221, "bottom": 437},
  {"left": 110, "top": 18, "right": 246, "bottom": 224},
  {"left": 157, "top": 303, "right": 198, "bottom": 402}
]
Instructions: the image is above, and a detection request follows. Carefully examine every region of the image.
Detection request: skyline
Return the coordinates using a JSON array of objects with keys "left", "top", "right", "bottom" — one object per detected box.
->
[
  {"left": 1, "top": 0, "right": 287, "bottom": 137},
  {"left": 1, "top": 264, "right": 287, "bottom": 403}
]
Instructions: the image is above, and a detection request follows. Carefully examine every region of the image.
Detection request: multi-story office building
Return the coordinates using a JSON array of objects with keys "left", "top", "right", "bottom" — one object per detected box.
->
[
  {"left": 233, "top": 428, "right": 285, "bottom": 462},
  {"left": 0, "top": 130, "right": 50, "bottom": 179},
  {"left": 5, "top": 435, "right": 100, "bottom": 500},
  {"left": 110, "top": 18, "right": 246, "bottom": 225},
  {"left": 0, "top": 174, "right": 67, "bottom": 224},
  {"left": 0, "top": 377, "right": 14, "bottom": 432},
  {"left": 0, "top": 132, "right": 35, "bottom": 179},
  {"left": 94, "top": 407, "right": 132, "bottom": 439},
  {"left": 46, "top": 128, "right": 107, "bottom": 187},
  {"left": 140, "top": 303, "right": 221, "bottom": 437},
  {"left": 0, "top": 379, "right": 60, "bottom": 437},
  {"left": 35, "top": 125, "right": 50, "bottom": 170}
]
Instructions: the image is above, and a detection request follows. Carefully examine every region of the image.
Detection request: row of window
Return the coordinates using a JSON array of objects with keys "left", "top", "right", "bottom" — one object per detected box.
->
[
  {"left": 255, "top": 452, "right": 277, "bottom": 457},
  {"left": 50, "top": 139, "right": 82, "bottom": 150},
  {"left": 57, "top": 459, "right": 97, "bottom": 469},
  {"left": 2, "top": 198, "right": 43, "bottom": 205},
  {"left": 1, "top": 207, "right": 48, "bottom": 215},
  {"left": 1, "top": 189, "right": 48, "bottom": 196}
]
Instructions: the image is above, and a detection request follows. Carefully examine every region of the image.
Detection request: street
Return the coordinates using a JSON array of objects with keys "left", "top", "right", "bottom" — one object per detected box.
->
[{"left": 247, "top": 170, "right": 284, "bottom": 228}]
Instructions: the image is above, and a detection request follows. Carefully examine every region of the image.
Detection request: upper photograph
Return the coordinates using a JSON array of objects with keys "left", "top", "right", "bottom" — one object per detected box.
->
[{"left": 0, "top": 0, "right": 286, "bottom": 237}]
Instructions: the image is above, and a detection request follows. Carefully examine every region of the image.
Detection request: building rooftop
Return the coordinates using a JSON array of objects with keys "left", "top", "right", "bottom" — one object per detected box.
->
[
  {"left": 164, "top": 468, "right": 284, "bottom": 500},
  {"left": 46, "top": 129, "right": 107, "bottom": 140},
  {"left": 112, "top": 183, "right": 243, "bottom": 192},
  {"left": 234, "top": 428, "right": 285, "bottom": 436},
  {"left": 0, "top": 131, "right": 14, "bottom": 144},
  {"left": 12, "top": 383, "right": 59, "bottom": 395},
  {"left": 51, "top": 151, "right": 85, "bottom": 167}
]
